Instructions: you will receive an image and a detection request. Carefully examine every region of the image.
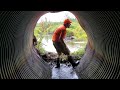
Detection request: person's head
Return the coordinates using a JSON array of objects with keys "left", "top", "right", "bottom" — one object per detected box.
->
[{"left": 63, "top": 19, "right": 72, "bottom": 28}]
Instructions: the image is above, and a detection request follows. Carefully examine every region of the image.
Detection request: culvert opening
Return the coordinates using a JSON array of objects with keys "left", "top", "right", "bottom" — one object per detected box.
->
[
  {"left": 1, "top": 11, "right": 119, "bottom": 79},
  {"left": 33, "top": 11, "right": 88, "bottom": 79},
  {"left": 34, "top": 11, "right": 87, "bottom": 61}
]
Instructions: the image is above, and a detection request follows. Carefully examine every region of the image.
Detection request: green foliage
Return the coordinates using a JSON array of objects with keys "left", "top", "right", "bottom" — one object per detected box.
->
[
  {"left": 34, "top": 18, "right": 87, "bottom": 55},
  {"left": 34, "top": 21, "right": 51, "bottom": 53},
  {"left": 71, "top": 48, "right": 85, "bottom": 57},
  {"left": 67, "top": 21, "right": 87, "bottom": 41}
]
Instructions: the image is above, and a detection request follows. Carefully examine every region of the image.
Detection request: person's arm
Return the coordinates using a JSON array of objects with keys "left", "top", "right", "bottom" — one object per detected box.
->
[
  {"left": 59, "top": 31, "right": 68, "bottom": 49},
  {"left": 61, "top": 37, "right": 70, "bottom": 55},
  {"left": 58, "top": 30, "right": 64, "bottom": 42}
]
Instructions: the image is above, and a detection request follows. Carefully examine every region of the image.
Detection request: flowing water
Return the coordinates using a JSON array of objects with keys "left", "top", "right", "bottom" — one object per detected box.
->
[{"left": 41, "top": 35, "right": 87, "bottom": 53}]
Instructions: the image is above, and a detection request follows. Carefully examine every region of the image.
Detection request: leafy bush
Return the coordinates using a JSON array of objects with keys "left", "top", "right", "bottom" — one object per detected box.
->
[
  {"left": 71, "top": 48, "right": 85, "bottom": 57},
  {"left": 34, "top": 18, "right": 87, "bottom": 56}
]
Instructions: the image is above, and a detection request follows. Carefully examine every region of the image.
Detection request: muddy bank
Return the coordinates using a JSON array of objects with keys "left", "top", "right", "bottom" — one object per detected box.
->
[{"left": 40, "top": 52, "right": 81, "bottom": 62}]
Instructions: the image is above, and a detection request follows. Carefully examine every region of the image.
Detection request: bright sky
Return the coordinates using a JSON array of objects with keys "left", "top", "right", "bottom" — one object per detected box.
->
[{"left": 37, "top": 11, "right": 76, "bottom": 23}]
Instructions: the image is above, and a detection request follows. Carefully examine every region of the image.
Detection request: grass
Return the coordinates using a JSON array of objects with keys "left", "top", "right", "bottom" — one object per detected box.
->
[{"left": 34, "top": 18, "right": 87, "bottom": 57}]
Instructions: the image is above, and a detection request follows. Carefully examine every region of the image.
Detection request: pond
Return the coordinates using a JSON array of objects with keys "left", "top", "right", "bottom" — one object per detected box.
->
[{"left": 41, "top": 35, "right": 87, "bottom": 53}]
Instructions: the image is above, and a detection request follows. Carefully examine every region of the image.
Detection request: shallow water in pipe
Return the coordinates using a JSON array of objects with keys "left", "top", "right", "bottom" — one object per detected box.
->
[{"left": 51, "top": 64, "right": 79, "bottom": 79}]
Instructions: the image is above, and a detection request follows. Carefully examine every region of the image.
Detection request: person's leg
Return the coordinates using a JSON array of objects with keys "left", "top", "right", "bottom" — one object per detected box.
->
[
  {"left": 53, "top": 41, "right": 62, "bottom": 68},
  {"left": 61, "top": 42, "right": 79, "bottom": 68},
  {"left": 55, "top": 53, "right": 61, "bottom": 68},
  {"left": 67, "top": 55, "right": 79, "bottom": 68}
]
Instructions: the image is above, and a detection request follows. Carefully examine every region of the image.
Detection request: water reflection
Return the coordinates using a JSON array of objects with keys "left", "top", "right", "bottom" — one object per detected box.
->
[{"left": 41, "top": 35, "right": 87, "bottom": 53}]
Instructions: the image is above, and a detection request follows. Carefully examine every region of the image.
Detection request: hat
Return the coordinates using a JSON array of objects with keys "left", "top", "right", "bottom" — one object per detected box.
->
[{"left": 64, "top": 19, "right": 72, "bottom": 24}]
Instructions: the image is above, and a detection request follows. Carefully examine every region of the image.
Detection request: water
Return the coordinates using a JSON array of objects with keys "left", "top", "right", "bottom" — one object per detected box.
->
[
  {"left": 41, "top": 35, "right": 87, "bottom": 53},
  {"left": 52, "top": 64, "right": 78, "bottom": 79}
]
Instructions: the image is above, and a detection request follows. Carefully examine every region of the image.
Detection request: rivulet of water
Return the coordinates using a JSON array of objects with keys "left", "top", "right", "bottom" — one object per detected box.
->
[{"left": 41, "top": 35, "right": 87, "bottom": 53}]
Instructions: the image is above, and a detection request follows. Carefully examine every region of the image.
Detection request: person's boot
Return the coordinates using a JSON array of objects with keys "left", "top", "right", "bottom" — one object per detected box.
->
[
  {"left": 68, "top": 56, "right": 79, "bottom": 68},
  {"left": 55, "top": 58, "right": 60, "bottom": 68}
]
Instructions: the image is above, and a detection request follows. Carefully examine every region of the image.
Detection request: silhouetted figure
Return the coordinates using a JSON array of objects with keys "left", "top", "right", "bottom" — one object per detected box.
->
[
  {"left": 33, "top": 35, "right": 41, "bottom": 56},
  {"left": 33, "top": 35, "right": 37, "bottom": 46}
]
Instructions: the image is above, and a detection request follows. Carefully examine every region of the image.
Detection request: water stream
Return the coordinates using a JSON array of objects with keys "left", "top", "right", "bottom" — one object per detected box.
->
[{"left": 41, "top": 35, "right": 87, "bottom": 53}]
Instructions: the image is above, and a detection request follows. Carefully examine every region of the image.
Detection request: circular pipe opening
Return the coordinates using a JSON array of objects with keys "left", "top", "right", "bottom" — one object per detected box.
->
[
  {"left": 34, "top": 11, "right": 88, "bottom": 59},
  {"left": 1, "top": 11, "right": 120, "bottom": 79}
]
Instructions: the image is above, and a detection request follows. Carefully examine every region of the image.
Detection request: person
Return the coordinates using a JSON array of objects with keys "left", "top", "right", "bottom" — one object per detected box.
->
[
  {"left": 33, "top": 35, "right": 37, "bottom": 46},
  {"left": 52, "top": 19, "right": 79, "bottom": 68},
  {"left": 33, "top": 35, "right": 41, "bottom": 56}
]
